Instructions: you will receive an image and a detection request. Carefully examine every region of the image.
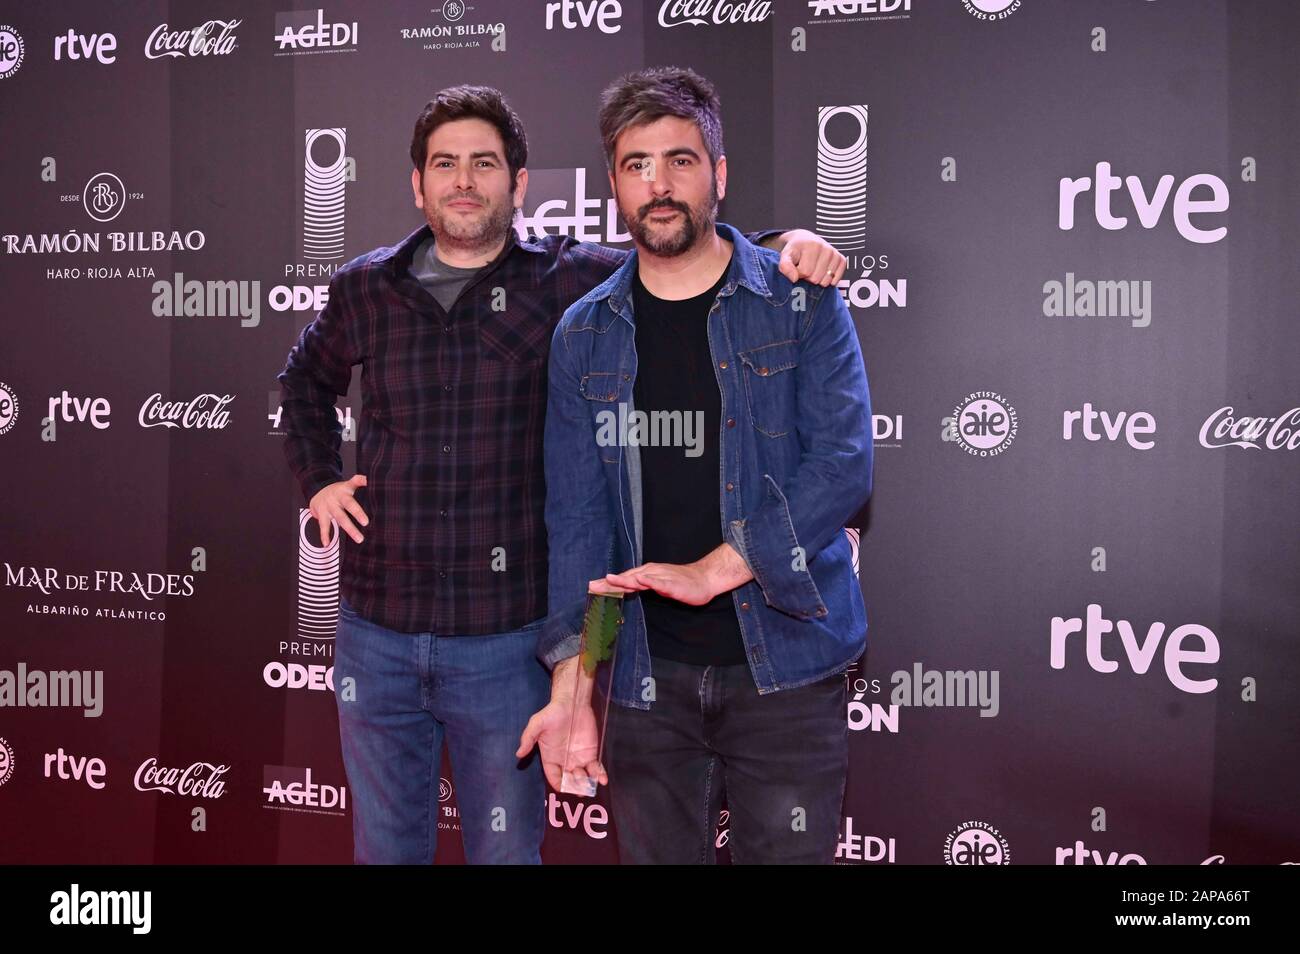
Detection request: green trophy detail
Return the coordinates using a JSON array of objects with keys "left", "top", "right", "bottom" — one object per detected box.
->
[
  {"left": 581, "top": 592, "right": 623, "bottom": 676},
  {"left": 560, "top": 591, "right": 624, "bottom": 798}
]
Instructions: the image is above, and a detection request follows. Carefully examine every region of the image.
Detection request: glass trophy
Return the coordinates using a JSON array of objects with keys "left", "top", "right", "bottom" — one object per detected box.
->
[{"left": 559, "top": 591, "right": 623, "bottom": 797}]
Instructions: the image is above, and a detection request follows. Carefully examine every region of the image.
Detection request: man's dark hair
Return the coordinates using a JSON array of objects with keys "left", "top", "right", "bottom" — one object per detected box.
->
[
  {"left": 409, "top": 85, "right": 528, "bottom": 186},
  {"left": 598, "top": 66, "right": 724, "bottom": 172}
]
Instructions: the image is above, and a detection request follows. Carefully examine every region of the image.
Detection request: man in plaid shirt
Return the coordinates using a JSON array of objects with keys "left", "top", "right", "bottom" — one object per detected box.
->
[{"left": 278, "top": 84, "right": 846, "bottom": 864}]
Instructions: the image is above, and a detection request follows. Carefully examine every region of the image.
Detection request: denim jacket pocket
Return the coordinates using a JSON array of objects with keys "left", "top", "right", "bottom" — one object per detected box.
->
[
  {"left": 580, "top": 372, "right": 622, "bottom": 463},
  {"left": 737, "top": 339, "right": 799, "bottom": 438}
]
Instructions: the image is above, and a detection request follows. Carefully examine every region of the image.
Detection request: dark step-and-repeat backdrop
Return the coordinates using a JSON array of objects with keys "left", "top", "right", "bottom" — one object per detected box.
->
[{"left": 1, "top": 1, "right": 1296, "bottom": 864}]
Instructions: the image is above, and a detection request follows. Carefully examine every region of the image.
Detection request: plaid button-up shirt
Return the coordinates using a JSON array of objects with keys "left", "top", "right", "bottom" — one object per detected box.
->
[
  {"left": 278, "top": 224, "right": 626, "bottom": 635},
  {"left": 278, "top": 223, "right": 780, "bottom": 636}
]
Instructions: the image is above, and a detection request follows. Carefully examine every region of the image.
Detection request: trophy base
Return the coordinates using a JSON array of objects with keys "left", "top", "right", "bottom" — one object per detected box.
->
[{"left": 560, "top": 771, "right": 598, "bottom": 798}]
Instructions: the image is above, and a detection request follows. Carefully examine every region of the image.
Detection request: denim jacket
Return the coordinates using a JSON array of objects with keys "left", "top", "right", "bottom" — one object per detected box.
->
[{"left": 539, "top": 222, "right": 873, "bottom": 709}]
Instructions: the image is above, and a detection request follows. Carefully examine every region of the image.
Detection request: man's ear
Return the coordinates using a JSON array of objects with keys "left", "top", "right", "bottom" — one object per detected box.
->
[
  {"left": 715, "top": 154, "right": 727, "bottom": 203},
  {"left": 411, "top": 168, "right": 424, "bottom": 210},
  {"left": 514, "top": 167, "right": 529, "bottom": 209}
]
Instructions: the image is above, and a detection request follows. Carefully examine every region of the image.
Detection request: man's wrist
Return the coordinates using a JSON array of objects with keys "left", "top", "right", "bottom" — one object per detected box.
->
[
  {"left": 696, "top": 543, "right": 755, "bottom": 600},
  {"left": 550, "top": 655, "right": 581, "bottom": 701}
]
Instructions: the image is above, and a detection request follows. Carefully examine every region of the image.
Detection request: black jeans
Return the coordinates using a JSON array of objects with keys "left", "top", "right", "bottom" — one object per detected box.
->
[{"left": 605, "top": 655, "right": 848, "bottom": 864}]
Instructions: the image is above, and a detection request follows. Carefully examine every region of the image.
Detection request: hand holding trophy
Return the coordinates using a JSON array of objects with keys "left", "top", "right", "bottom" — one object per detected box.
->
[
  {"left": 517, "top": 579, "right": 627, "bottom": 796},
  {"left": 559, "top": 581, "right": 625, "bottom": 796}
]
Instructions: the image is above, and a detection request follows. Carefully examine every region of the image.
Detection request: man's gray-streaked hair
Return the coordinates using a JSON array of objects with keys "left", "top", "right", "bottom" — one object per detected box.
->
[{"left": 598, "top": 66, "right": 724, "bottom": 172}]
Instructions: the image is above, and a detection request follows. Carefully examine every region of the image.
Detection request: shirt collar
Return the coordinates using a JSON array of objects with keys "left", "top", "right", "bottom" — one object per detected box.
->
[
  {"left": 379, "top": 221, "right": 548, "bottom": 279},
  {"left": 600, "top": 222, "right": 773, "bottom": 319}
]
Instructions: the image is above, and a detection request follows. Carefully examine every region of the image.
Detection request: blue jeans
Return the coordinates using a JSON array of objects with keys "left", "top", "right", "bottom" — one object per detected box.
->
[
  {"left": 333, "top": 598, "right": 550, "bottom": 864},
  {"left": 605, "top": 655, "right": 848, "bottom": 864}
]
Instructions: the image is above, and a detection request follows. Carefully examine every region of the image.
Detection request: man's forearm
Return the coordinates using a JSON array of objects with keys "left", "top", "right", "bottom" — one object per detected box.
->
[{"left": 550, "top": 654, "right": 595, "bottom": 708}]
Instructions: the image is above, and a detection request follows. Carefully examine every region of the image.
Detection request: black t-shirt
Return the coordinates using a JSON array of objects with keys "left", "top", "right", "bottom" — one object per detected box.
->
[{"left": 631, "top": 259, "right": 747, "bottom": 666}]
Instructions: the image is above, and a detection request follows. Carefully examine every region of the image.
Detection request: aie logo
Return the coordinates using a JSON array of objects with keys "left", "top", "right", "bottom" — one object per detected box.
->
[
  {"left": 962, "top": 0, "right": 1021, "bottom": 19},
  {"left": 0, "top": 382, "right": 18, "bottom": 435},
  {"left": 944, "top": 820, "right": 1010, "bottom": 865},
  {"left": 83, "top": 173, "right": 126, "bottom": 223},
  {"left": 0, "top": 25, "right": 25, "bottom": 79},
  {"left": 0, "top": 736, "right": 14, "bottom": 787},
  {"left": 946, "top": 391, "right": 1017, "bottom": 456}
]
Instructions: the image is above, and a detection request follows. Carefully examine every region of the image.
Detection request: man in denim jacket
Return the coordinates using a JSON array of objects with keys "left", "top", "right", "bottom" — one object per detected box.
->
[{"left": 518, "top": 67, "right": 873, "bottom": 863}]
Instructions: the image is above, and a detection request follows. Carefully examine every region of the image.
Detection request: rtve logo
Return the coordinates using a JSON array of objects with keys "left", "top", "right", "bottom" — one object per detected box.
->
[
  {"left": 46, "top": 392, "right": 111, "bottom": 430},
  {"left": 54, "top": 29, "right": 117, "bottom": 63},
  {"left": 1062, "top": 404, "right": 1155, "bottom": 450},
  {"left": 545, "top": 0, "right": 623, "bottom": 33},
  {"left": 1058, "top": 162, "right": 1229, "bottom": 244},
  {"left": 1050, "top": 604, "right": 1219, "bottom": 694}
]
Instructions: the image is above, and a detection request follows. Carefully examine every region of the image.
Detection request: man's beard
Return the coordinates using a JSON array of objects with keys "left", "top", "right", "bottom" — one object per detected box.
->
[
  {"left": 623, "top": 179, "right": 718, "bottom": 257},
  {"left": 424, "top": 190, "right": 516, "bottom": 253}
]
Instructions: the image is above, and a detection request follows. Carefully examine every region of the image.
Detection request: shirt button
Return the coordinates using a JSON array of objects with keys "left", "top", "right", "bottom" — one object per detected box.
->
[
  {"left": 622, "top": 373, "right": 630, "bottom": 381},
  {"left": 719, "top": 360, "right": 728, "bottom": 370},
  {"left": 442, "top": 325, "right": 451, "bottom": 333},
  {"left": 439, "top": 570, "right": 447, "bottom": 579},
  {"left": 726, "top": 418, "right": 735, "bottom": 428},
  {"left": 442, "top": 444, "right": 451, "bottom": 453},
  {"left": 725, "top": 482, "right": 734, "bottom": 491},
  {"left": 443, "top": 384, "right": 453, "bottom": 392},
  {"left": 439, "top": 509, "right": 448, "bottom": 517},
  {"left": 740, "top": 601, "right": 750, "bottom": 611},
  {"left": 758, "top": 367, "right": 770, "bottom": 376}
]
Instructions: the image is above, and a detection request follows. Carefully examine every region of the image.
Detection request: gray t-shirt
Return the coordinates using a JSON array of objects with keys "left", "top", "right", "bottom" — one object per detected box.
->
[{"left": 409, "top": 237, "right": 483, "bottom": 312}]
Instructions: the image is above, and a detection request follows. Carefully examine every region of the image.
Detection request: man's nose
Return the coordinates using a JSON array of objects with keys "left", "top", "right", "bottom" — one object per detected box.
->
[{"left": 649, "top": 168, "right": 672, "bottom": 197}]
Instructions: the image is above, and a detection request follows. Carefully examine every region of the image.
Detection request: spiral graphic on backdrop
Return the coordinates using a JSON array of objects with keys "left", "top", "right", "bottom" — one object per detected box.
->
[
  {"left": 298, "top": 509, "right": 340, "bottom": 640},
  {"left": 816, "top": 105, "right": 868, "bottom": 252},
  {"left": 303, "top": 127, "right": 347, "bottom": 261},
  {"left": 846, "top": 527, "right": 861, "bottom": 579}
]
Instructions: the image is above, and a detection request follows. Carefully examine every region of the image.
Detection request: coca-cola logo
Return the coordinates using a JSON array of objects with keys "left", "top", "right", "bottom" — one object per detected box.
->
[
  {"left": 138, "top": 393, "right": 234, "bottom": 429},
  {"left": 1199, "top": 406, "right": 1300, "bottom": 450},
  {"left": 133, "top": 758, "right": 230, "bottom": 798},
  {"left": 145, "top": 19, "right": 241, "bottom": 59},
  {"left": 658, "top": 0, "right": 772, "bottom": 27}
]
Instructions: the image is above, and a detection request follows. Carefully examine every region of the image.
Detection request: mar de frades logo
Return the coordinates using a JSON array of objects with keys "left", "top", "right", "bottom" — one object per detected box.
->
[
  {"left": 947, "top": 391, "right": 1018, "bottom": 457},
  {"left": 0, "top": 25, "right": 25, "bottom": 79},
  {"left": 83, "top": 173, "right": 127, "bottom": 223}
]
